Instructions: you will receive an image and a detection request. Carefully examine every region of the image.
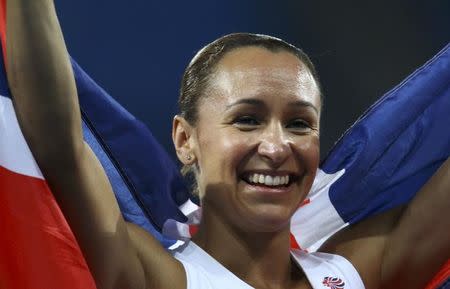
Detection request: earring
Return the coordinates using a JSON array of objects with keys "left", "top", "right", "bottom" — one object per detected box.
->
[{"left": 186, "top": 155, "right": 192, "bottom": 161}]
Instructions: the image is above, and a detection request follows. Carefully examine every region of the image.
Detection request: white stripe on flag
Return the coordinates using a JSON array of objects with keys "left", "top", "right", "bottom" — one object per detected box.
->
[
  {"left": 0, "top": 94, "right": 43, "bottom": 179},
  {"left": 291, "top": 168, "right": 348, "bottom": 252}
]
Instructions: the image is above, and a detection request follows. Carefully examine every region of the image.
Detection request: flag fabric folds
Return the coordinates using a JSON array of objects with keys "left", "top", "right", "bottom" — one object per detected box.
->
[
  {"left": 0, "top": 38, "right": 97, "bottom": 289},
  {"left": 0, "top": 1, "right": 448, "bottom": 286},
  {"left": 293, "top": 42, "right": 450, "bottom": 251}
]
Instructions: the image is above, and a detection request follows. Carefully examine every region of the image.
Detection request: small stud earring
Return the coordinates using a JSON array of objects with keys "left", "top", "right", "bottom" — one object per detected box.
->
[{"left": 186, "top": 155, "right": 192, "bottom": 161}]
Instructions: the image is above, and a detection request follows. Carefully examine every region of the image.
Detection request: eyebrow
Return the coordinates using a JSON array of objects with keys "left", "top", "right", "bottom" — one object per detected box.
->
[
  {"left": 225, "top": 98, "right": 265, "bottom": 110},
  {"left": 226, "top": 98, "right": 319, "bottom": 115},
  {"left": 289, "top": 100, "right": 319, "bottom": 115}
]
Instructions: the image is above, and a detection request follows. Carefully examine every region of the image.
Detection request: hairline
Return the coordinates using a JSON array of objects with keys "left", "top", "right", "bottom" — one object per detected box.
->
[{"left": 197, "top": 45, "right": 321, "bottom": 117}]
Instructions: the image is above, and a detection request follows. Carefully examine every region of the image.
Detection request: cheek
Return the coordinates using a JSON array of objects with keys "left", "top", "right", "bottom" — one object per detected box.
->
[
  {"left": 197, "top": 130, "right": 252, "bottom": 183},
  {"left": 291, "top": 135, "right": 320, "bottom": 203},
  {"left": 295, "top": 135, "right": 320, "bottom": 174}
]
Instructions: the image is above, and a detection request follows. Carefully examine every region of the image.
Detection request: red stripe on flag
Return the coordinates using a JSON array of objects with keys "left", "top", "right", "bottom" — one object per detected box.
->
[
  {"left": 290, "top": 233, "right": 303, "bottom": 250},
  {"left": 298, "top": 198, "right": 310, "bottom": 208},
  {"left": 425, "top": 258, "right": 450, "bottom": 289},
  {"left": 0, "top": 165, "right": 96, "bottom": 289},
  {"left": 189, "top": 224, "right": 198, "bottom": 237}
]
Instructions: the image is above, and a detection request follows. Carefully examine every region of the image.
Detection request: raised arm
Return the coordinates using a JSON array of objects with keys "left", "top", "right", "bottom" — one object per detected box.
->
[
  {"left": 6, "top": 1, "right": 184, "bottom": 289},
  {"left": 323, "top": 158, "right": 450, "bottom": 289},
  {"left": 380, "top": 158, "right": 450, "bottom": 288}
]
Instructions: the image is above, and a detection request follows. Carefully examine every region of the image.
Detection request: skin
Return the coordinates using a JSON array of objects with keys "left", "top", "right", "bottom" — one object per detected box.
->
[
  {"left": 173, "top": 47, "right": 321, "bottom": 288},
  {"left": 7, "top": 1, "right": 450, "bottom": 289}
]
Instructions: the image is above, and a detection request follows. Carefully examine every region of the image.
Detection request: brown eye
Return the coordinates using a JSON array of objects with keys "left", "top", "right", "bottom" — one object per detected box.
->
[
  {"left": 233, "top": 116, "right": 260, "bottom": 128},
  {"left": 286, "top": 119, "right": 312, "bottom": 132}
]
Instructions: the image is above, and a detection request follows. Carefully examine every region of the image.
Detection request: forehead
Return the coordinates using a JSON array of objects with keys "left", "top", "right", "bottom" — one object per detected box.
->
[{"left": 204, "top": 46, "right": 321, "bottom": 109}]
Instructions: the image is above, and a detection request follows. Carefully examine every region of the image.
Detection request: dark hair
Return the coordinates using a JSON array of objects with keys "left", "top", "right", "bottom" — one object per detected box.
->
[
  {"left": 178, "top": 33, "right": 322, "bottom": 192},
  {"left": 178, "top": 32, "right": 321, "bottom": 125}
]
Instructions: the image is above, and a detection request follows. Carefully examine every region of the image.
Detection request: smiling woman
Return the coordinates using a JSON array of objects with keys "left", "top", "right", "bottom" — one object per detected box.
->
[
  {"left": 173, "top": 44, "right": 321, "bottom": 237},
  {"left": 6, "top": 1, "right": 450, "bottom": 289}
]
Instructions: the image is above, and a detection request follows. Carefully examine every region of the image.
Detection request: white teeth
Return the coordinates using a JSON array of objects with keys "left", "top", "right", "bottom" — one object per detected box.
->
[
  {"left": 258, "top": 174, "right": 265, "bottom": 184},
  {"left": 265, "top": 175, "right": 273, "bottom": 186},
  {"left": 247, "top": 173, "right": 291, "bottom": 186}
]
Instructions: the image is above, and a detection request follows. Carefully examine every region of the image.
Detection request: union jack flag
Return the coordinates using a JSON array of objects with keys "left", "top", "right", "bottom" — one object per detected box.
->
[{"left": 0, "top": 0, "right": 449, "bottom": 285}]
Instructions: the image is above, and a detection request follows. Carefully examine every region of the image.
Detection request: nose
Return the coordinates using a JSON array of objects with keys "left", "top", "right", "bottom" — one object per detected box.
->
[{"left": 257, "top": 123, "right": 291, "bottom": 167}]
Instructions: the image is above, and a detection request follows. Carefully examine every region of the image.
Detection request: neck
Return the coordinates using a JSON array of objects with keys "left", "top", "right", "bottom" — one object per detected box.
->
[{"left": 192, "top": 207, "right": 303, "bottom": 289}]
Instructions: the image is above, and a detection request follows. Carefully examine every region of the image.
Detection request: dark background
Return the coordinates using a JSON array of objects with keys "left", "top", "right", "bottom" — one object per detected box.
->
[{"left": 55, "top": 0, "right": 449, "bottom": 161}]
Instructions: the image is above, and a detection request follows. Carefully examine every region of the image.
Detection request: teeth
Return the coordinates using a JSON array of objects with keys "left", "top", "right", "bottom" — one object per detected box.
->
[
  {"left": 273, "top": 176, "right": 280, "bottom": 186},
  {"left": 258, "top": 174, "right": 265, "bottom": 184},
  {"left": 265, "top": 175, "right": 273, "bottom": 186},
  {"left": 247, "top": 173, "right": 291, "bottom": 186}
]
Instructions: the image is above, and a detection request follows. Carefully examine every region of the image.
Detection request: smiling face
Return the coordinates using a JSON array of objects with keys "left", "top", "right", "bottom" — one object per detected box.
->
[{"left": 176, "top": 46, "right": 321, "bottom": 233}]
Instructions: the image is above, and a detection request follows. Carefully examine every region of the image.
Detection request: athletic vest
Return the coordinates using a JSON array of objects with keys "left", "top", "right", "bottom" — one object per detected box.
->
[{"left": 170, "top": 241, "right": 365, "bottom": 289}]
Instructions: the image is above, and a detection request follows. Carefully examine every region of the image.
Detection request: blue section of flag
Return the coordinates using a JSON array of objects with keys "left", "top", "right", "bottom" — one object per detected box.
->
[
  {"left": 81, "top": 121, "right": 175, "bottom": 248},
  {"left": 321, "top": 44, "right": 450, "bottom": 224},
  {"left": 70, "top": 59, "right": 188, "bottom": 247},
  {"left": 0, "top": 45, "right": 9, "bottom": 97}
]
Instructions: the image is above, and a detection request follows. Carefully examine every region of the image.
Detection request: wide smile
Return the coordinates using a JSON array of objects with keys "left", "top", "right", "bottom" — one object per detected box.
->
[{"left": 240, "top": 171, "right": 299, "bottom": 189}]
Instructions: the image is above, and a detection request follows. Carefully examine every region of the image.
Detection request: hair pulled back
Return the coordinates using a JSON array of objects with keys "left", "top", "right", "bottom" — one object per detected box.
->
[
  {"left": 178, "top": 33, "right": 321, "bottom": 126},
  {"left": 177, "top": 33, "right": 321, "bottom": 193}
]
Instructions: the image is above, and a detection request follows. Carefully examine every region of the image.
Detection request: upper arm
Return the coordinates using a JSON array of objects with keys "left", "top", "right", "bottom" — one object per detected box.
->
[
  {"left": 44, "top": 143, "right": 146, "bottom": 289},
  {"left": 380, "top": 158, "right": 450, "bottom": 288},
  {"left": 42, "top": 142, "right": 186, "bottom": 289},
  {"left": 320, "top": 207, "right": 403, "bottom": 289},
  {"left": 127, "top": 223, "right": 186, "bottom": 289},
  {"left": 322, "top": 158, "right": 450, "bottom": 289}
]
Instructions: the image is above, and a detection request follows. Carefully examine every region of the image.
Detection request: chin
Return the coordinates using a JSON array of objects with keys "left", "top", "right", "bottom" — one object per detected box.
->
[{"left": 242, "top": 205, "right": 294, "bottom": 233}]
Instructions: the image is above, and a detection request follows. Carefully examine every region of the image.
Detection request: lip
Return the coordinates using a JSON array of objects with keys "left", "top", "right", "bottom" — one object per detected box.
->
[{"left": 241, "top": 170, "right": 298, "bottom": 178}]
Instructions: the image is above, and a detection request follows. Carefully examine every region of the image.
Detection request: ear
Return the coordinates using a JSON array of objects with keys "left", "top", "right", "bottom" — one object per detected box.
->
[{"left": 172, "top": 115, "right": 196, "bottom": 165}]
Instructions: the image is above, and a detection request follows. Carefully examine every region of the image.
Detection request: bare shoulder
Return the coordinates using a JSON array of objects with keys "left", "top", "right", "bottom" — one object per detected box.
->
[{"left": 127, "top": 223, "right": 186, "bottom": 289}]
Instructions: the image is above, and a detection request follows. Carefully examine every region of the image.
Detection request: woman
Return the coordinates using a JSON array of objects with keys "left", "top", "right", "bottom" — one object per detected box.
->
[{"left": 7, "top": 1, "right": 450, "bottom": 288}]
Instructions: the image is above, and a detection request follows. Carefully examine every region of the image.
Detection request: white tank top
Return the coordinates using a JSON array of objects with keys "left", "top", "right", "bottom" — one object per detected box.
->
[{"left": 170, "top": 241, "right": 365, "bottom": 289}]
